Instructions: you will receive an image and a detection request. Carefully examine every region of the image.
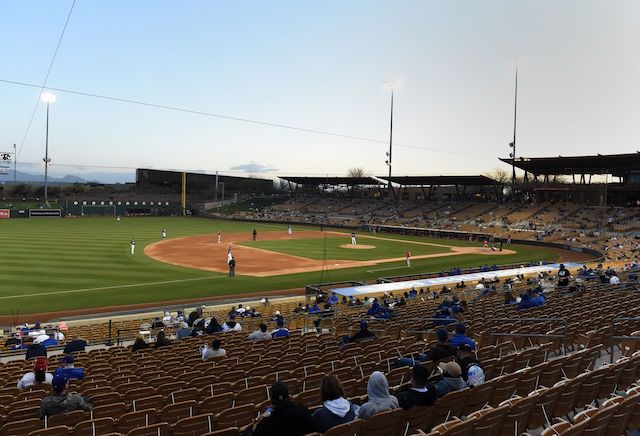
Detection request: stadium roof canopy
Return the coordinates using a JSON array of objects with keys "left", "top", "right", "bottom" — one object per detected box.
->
[
  {"left": 499, "top": 152, "right": 640, "bottom": 177},
  {"left": 381, "top": 175, "right": 499, "bottom": 186},
  {"left": 279, "top": 176, "right": 382, "bottom": 186},
  {"left": 280, "top": 175, "right": 499, "bottom": 186}
]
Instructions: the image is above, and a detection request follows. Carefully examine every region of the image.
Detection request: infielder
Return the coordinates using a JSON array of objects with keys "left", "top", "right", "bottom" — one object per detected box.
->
[
  {"left": 406, "top": 250, "right": 411, "bottom": 267},
  {"left": 227, "top": 246, "right": 233, "bottom": 264},
  {"left": 130, "top": 239, "right": 135, "bottom": 254},
  {"left": 351, "top": 231, "right": 357, "bottom": 245},
  {"left": 287, "top": 225, "right": 292, "bottom": 237},
  {"left": 217, "top": 231, "right": 222, "bottom": 244},
  {"left": 162, "top": 227, "right": 167, "bottom": 240}
]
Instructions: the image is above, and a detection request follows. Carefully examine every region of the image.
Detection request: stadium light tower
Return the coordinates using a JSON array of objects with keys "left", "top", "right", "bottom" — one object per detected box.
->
[
  {"left": 41, "top": 92, "right": 56, "bottom": 206},
  {"left": 510, "top": 69, "right": 518, "bottom": 190},
  {"left": 383, "top": 81, "right": 395, "bottom": 203}
]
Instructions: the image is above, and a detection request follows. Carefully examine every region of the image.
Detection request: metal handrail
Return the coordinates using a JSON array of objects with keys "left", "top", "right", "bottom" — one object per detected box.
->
[
  {"left": 609, "top": 317, "right": 640, "bottom": 363},
  {"left": 488, "top": 317, "right": 569, "bottom": 355}
]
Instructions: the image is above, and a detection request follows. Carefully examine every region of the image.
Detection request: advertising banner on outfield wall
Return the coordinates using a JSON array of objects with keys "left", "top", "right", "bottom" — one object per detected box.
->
[
  {"left": 29, "top": 209, "right": 62, "bottom": 218},
  {"left": 0, "top": 209, "right": 9, "bottom": 219},
  {"left": 10, "top": 209, "right": 28, "bottom": 218}
]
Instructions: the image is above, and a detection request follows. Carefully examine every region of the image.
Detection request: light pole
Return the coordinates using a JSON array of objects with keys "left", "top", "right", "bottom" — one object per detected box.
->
[
  {"left": 384, "top": 81, "right": 395, "bottom": 203},
  {"left": 13, "top": 143, "right": 16, "bottom": 183},
  {"left": 41, "top": 92, "right": 56, "bottom": 206}
]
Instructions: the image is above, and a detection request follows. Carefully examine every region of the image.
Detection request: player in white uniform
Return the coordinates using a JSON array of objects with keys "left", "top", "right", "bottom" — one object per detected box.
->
[
  {"left": 227, "top": 246, "right": 233, "bottom": 263},
  {"left": 217, "top": 231, "right": 222, "bottom": 244},
  {"left": 351, "top": 231, "right": 357, "bottom": 245},
  {"left": 287, "top": 225, "right": 292, "bottom": 237},
  {"left": 162, "top": 228, "right": 167, "bottom": 239},
  {"left": 130, "top": 239, "right": 135, "bottom": 254},
  {"left": 116, "top": 216, "right": 121, "bottom": 223}
]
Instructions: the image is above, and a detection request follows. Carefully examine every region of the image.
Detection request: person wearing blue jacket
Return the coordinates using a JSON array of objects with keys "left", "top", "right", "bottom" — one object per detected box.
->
[
  {"left": 53, "top": 355, "right": 85, "bottom": 381},
  {"left": 449, "top": 324, "right": 476, "bottom": 351},
  {"left": 271, "top": 318, "right": 290, "bottom": 338}
]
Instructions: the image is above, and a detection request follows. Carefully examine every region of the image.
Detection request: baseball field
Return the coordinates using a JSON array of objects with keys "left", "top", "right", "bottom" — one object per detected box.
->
[{"left": 0, "top": 216, "right": 571, "bottom": 318}]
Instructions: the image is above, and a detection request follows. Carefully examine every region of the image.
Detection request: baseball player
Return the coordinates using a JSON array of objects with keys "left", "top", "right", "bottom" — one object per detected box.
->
[
  {"left": 217, "top": 231, "right": 222, "bottom": 244},
  {"left": 483, "top": 239, "right": 488, "bottom": 250},
  {"left": 287, "top": 225, "right": 292, "bottom": 237},
  {"left": 228, "top": 256, "right": 236, "bottom": 277},
  {"left": 351, "top": 231, "right": 357, "bottom": 245},
  {"left": 406, "top": 250, "right": 411, "bottom": 267},
  {"left": 130, "top": 239, "right": 135, "bottom": 255},
  {"left": 252, "top": 229, "right": 257, "bottom": 241},
  {"left": 227, "top": 246, "right": 233, "bottom": 264},
  {"left": 161, "top": 227, "right": 167, "bottom": 240},
  {"left": 116, "top": 216, "right": 121, "bottom": 223}
]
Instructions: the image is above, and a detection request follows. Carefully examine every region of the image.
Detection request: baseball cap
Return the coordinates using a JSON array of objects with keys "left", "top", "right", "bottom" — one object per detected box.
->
[
  {"left": 270, "top": 382, "right": 289, "bottom": 403},
  {"left": 438, "top": 361, "right": 462, "bottom": 377},
  {"left": 33, "top": 357, "right": 47, "bottom": 372},
  {"left": 51, "top": 373, "right": 68, "bottom": 392},
  {"left": 458, "top": 343, "right": 474, "bottom": 353},
  {"left": 60, "top": 354, "right": 74, "bottom": 365}
]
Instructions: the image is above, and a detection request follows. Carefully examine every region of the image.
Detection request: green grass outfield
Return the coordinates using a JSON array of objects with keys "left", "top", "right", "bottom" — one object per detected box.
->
[{"left": 0, "top": 217, "right": 558, "bottom": 315}]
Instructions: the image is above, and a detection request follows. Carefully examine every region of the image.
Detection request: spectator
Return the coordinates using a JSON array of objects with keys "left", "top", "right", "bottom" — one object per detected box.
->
[
  {"left": 347, "top": 321, "right": 375, "bottom": 343},
  {"left": 206, "top": 317, "right": 223, "bottom": 334},
  {"left": 202, "top": 339, "right": 226, "bottom": 360},
  {"left": 222, "top": 315, "right": 242, "bottom": 333},
  {"left": 399, "top": 329, "right": 454, "bottom": 367},
  {"left": 252, "top": 382, "right": 313, "bottom": 436},
  {"left": 38, "top": 374, "right": 93, "bottom": 419},
  {"left": 132, "top": 335, "right": 149, "bottom": 352},
  {"left": 396, "top": 364, "right": 437, "bottom": 410},
  {"left": 153, "top": 331, "right": 172, "bottom": 349},
  {"left": 311, "top": 376, "right": 357, "bottom": 433},
  {"left": 456, "top": 344, "right": 484, "bottom": 387},
  {"left": 63, "top": 336, "right": 87, "bottom": 354},
  {"left": 248, "top": 323, "right": 272, "bottom": 341},
  {"left": 26, "top": 338, "right": 47, "bottom": 360},
  {"left": 176, "top": 322, "right": 191, "bottom": 339},
  {"left": 271, "top": 319, "right": 290, "bottom": 338},
  {"left": 557, "top": 263, "right": 570, "bottom": 287},
  {"left": 449, "top": 324, "right": 476, "bottom": 350},
  {"left": 433, "top": 361, "right": 466, "bottom": 397},
  {"left": 54, "top": 355, "right": 85, "bottom": 382},
  {"left": 17, "top": 357, "right": 53, "bottom": 389},
  {"left": 357, "top": 371, "right": 399, "bottom": 419},
  {"left": 309, "top": 303, "right": 321, "bottom": 314}
]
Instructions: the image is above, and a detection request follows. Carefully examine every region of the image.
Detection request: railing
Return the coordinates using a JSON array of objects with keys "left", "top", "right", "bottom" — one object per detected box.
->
[
  {"left": 488, "top": 317, "right": 569, "bottom": 355},
  {"left": 609, "top": 317, "right": 640, "bottom": 363}
]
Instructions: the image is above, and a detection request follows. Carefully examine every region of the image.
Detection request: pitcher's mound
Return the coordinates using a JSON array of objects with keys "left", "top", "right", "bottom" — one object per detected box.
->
[{"left": 340, "top": 244, "right": 376, "bottom": 249}]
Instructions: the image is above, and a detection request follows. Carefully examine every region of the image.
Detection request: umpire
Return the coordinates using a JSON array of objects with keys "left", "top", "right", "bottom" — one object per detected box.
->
[{"left": 228, "top": 257, "right": 236, "bottom": 277}]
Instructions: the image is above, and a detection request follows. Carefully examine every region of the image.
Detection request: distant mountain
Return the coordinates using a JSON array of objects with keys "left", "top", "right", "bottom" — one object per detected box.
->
[{"left": 0, "top": 170, "right": 135, "bottom": 184}]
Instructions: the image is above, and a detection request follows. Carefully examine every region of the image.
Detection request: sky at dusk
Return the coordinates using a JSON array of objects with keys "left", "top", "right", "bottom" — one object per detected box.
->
[{"left": 1, "top": 0, "right": 639, "bottom": 181}]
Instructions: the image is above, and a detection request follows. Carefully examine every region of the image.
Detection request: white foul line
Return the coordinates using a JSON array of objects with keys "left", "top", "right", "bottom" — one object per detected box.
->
[
  {"left": 366, "top": 266, "right": 409, "bottom": 273},
  {"left": 0, "top": 276, "right": 226, "bottom": 300}
]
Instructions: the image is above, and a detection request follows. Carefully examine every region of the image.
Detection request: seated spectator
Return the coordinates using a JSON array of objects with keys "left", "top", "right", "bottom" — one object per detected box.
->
[
  {"left": 206, "top": 317, "right": 223, "bottom": 334},
  {"left": 449, "top": 324, "right": 476, "bottom": 350},
  {"left": 433, "top": 361, "right": 466, "bottom": 396},
  {"left": 54, "top": 355, "right": 85, "bottom": 381},
  {"left": 40, "top": 333, "right": 59, "bottom": 348},
  {"left": 456, "top": 344, "right": 484, "bottom": 387},
  {"left": 17, "top": 357, "right": 53, "bottom": 389},
  {"left": 309, "top": 303, "right": 321, "bottom": 314},
  {"left": 176, "top": 322, "right": 191, "bottom": 339},
  {"left": 399, "top": 329, "right": 454, "bottom": 367},
  {"left": 348, "top": 321, "right": 375, "bottom": 343},
  {"left": 202, "top": 339, "right": 226, "bottom": 360},
  {"left": 248, "top": 323, "right": 272, "bottom": 341},
  {"left": 190, "top": 319, "right": 206, "bottom": 336},
  {"left": 252, "top": 382, "right": 313, "bottom": 436},
  {"left": 222, "top": 315, "right": 242, "bottom": 333},
  {"left": 63, "top": 336, "right": 87, "bottom": 354},
  {"left": 271, "top": 319, "right": 290, "bottom": 338},
  {"left": 504, "top": 291, "right": 517, "bottom": 305},
  {"left": 357, "top": 371, "right": 399, "bottom": 419},
  {"left": 396, "top": 364, "right": 437, "bottom": 410},
  {"left": 132, "top": 335, "right": 149, "bottom": 352},
  {"left": 271, "top": 310, "right": 283, "bottom": 322},
  {"left": 311, "top": 375, "right": 357, "bottom": 433},
  {"left": 26, "top": 338, "right": 47, "bottom": 360},
  {"left": 153, "top": 331, "right": 172, "bottom": 349},
  {"left": 38, "top": 374, "right": 93, "bottom": 418},
  {"left": 293, "top": 303, "right": 305, "bottom": 313}
]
